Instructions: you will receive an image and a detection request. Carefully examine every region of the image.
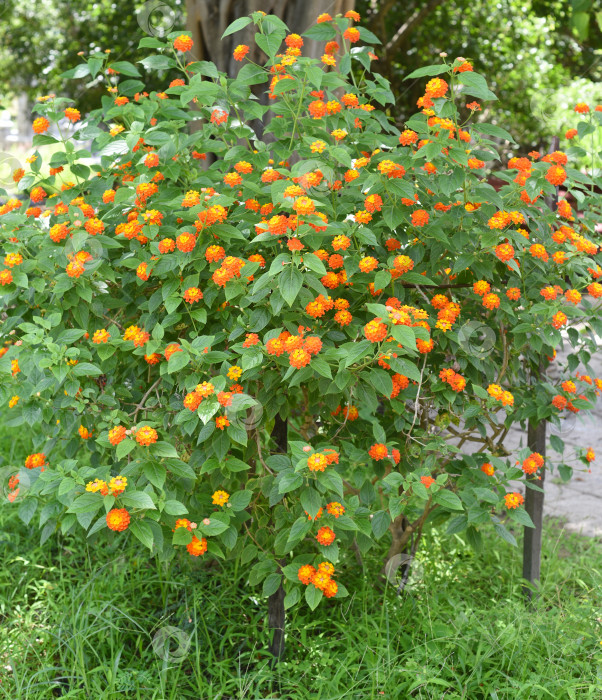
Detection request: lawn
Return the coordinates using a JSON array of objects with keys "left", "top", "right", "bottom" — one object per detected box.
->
[{"left": 1, "top": 488, "right": 601, "bottom": 698}]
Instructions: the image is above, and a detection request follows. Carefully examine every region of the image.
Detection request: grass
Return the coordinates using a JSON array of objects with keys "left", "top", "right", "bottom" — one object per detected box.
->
[{"left": 1, "top": 429, "right": 602, "bottom": 698}]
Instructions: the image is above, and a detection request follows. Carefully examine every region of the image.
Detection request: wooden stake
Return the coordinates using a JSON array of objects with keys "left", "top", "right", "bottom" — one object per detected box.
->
[
  {"left": 522, "top": 419, "right": 546, "bottom": 600},
  {"left": 522, "top": 136, "right": 558, "bottom": 601},
  {"left": 268, "top": 413, "right": 287, "bottom": 663}
]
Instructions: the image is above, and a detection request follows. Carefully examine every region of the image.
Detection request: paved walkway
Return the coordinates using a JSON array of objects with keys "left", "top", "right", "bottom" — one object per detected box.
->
[
  {"left": 505, "top": 410, "right": 602, "bottom": 538},
  {"left": 451, "top": 339, "right": 602, "bottom": 538}
]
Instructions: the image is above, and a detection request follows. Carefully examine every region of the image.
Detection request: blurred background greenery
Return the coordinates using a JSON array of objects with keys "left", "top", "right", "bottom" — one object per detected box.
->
[{"left": 0, "top": 0, "right": 600, "bottom": 150}]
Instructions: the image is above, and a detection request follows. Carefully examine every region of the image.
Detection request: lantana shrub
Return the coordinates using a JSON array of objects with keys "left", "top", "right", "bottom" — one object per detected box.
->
[{"left": 1, "top": 10, "right": 601, "bottom": 611}]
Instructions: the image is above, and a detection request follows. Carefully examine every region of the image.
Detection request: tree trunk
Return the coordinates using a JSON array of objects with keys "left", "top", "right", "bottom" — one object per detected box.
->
[{"left": 186, "top": 0, "right": 356, "bottom": 73}]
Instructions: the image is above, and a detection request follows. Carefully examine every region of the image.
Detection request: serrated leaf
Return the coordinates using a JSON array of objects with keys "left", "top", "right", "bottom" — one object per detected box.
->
[
  {"left": 279, "top": 265, "right": 303, "bottom": 306},
  {"left": 142, "top": 462, "right": 166, "bottom": 489},
  {"left": 163, "top": 499, "right": 188, "bottom": 515},
  {"left": 229, "top": 490, "right": 252, "bottom": 511},
  {"left": 152, "top": 441, "right": 178, "bottom": 459},
  {"left": 130, "top": 520, "right": 154, "bottom": 550},
  {"left": 116, "top": 439, "right": 136, "bottom": 460},
  {"left": 67, "top": 493, "right": 103, "bottom": 514},
  {"left": 121, "top": 490, "right": 156, "bottom": 510},
  {"left": 262, "top": 573, "right": 282, "bottom": 597},
  {"left": 434, "top": 489, "right": 463, "bottom": 511},
  {"left": 300, "top": 487, "right": 322, "bottom": 519},
  {"left": 305, "top": 584, "right": 323, "bottom": 610}
]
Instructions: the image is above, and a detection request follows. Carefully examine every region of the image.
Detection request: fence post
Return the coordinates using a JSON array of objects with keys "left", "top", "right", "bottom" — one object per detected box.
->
[
  {"left": 268, "top": 413, "right": 287, "bottom": 662},
  {"left": 522, "top": 136, "right": 559, "bottom": 601},
  {"left": 522, "top": 418, "right": 546, "bottom": 599}
]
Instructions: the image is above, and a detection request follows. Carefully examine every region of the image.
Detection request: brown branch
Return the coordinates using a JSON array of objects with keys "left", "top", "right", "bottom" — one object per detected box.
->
[
  {"left": 131, "top": 378, "right": 162, "bottom": 423},
  {"left": 100, "top": 313, "right": 125, "bottom": 331},
  {"left": 254, "top": 429, "right": 274, "bottom": 475},
  {"left": 496, "top": 323, "right": 509, "bottom": 383}
]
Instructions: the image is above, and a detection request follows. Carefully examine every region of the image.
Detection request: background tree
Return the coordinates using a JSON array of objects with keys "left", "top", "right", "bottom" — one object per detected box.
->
[
  {"left": 185, "top": 0, "right": 355, "bottom": 73},
  {"left": 0, "top": 0, "right": 600, "bottom": 150},
  {"left": 357, "top": 0, "right": 602, "bottom": 149}
]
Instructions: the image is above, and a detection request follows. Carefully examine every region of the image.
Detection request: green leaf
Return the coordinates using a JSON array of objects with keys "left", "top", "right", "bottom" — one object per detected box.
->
[
  {"left": 390, "top": 325, "right": 417, "bottom": 350},
  {"left": 367, "top": 369, "right": 393, "bottom": 398},
  {"left": 173, "top": 527, "right": 193, "bottom": 545},
  {"left": 404, "top": 64, "right": 449, "bottom": 80},
  {"left": 508, "top": 507, "right": 535, "bottom": 528},
  {"left": 142, "top": 462, "right": 166, "bottom": 489},
  {"left": 229, "top": 490, "right": 252, "bottom": 511},
  {"left": 493, "top": 521, "right": 517, "bottom": 546},
  {"left": 18, "top": 498, "right": 38, "bottom": 525},
  {"left": 371, "top": 510, "right": 391, "bottom": 539},
  {"left": 163, "top": 499, "right": 188, "bottom": 515},
  {"left": 139, "top": 55, "right": 175, "bottom": 71},
  {"left": 72, "top": 362, "right": 102, "bottom": 377},
  {"left": 222, "top": 16, "right": 253, "bottom": 38},
  {"left": 138, "top": 37, "right": 166, "bottom": 49},
  {"left": 116, "top": 439, "right": 136, "bottom": 460},
  {"left": 130, "top": 520, "right": 154, "bottom": 550},
  {"left": 389, "top": 357, "right": 421, "bottom": 382},
  {"left": 62, "top": 63, "right": 90, "bottom": 79},
  {"left": 121, "top": 491, "right": 156, "bottom": 510},
  {"left": 303, "top": 23, "right": 336, "bottom": 41},
  {"left": 199, "top": 517, "right": 229, "bottom": 536},
  {"left": 278, "top": 472, "right": 303, "bottom": 494},
  {"left": 331, "top": 146, "right": 352, "bottom": 168},
  {"left": 167, "top": 350, "right": 189, "bottom": 373},
  {"left": 458, "top": 72, "right": 497, "bottom": 102},
  {"left": 110, "top": 61, "right": 141, "bottom": 77},
  {"left": 434, "top": 489, "right": 463, "bottom": 511},
  {"left": 67, "top": 493, "right": 103, "bottom": 514},
  {"left": 311, "top": 357, "right": 332, "bottom": 379},
  {"left": 224, "top": 457, "right": 251, "bottom": 472},
  {"left": 358, "top": 27, "right": 381, "bottom": 45},
  {"left": 473, "top": 123, "right": 516, "bottom": 144},
  {"left": 256, "top": 31, "right": 284, "bottom": 60},
  {"left": 236, "top": 63, "right": 267, "bottom": 86},
  {"left": 305, "top": 584, "right": 323, "bottom": 610},
  {"left": 262, "top": 573, "right": 282, "bottom": 597},
  {"left": 300, "top": 488, "right": 322, "bottom": 519},
  {"left": 286, "top": 517, "right": 311, "bottom": 548},
  {"left": 284, "top": 586, "right": 301, "bottom": 609},
  {"left": 279, "top": 265, "right": 303, "bottom": 306},
  {"left": 152, "top": 441, "right": 178, "bottom": 459},
  {"left": 473, "top": 487, "right": 499, "bottom": 504},
  {"left": 549, "top": 434, "right": 564, "bottom": 453}
]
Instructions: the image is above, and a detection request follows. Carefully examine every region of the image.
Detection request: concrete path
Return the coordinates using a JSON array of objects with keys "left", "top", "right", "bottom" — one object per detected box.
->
[
  {"left": 496, "top": 341, "right": 602, "bottom": 538},
  {"left": 505, "top": 412, "right": 602, "bottom": 538},
  {"left": 447, "top": 333, "right": 602, "bottom": 538}
]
